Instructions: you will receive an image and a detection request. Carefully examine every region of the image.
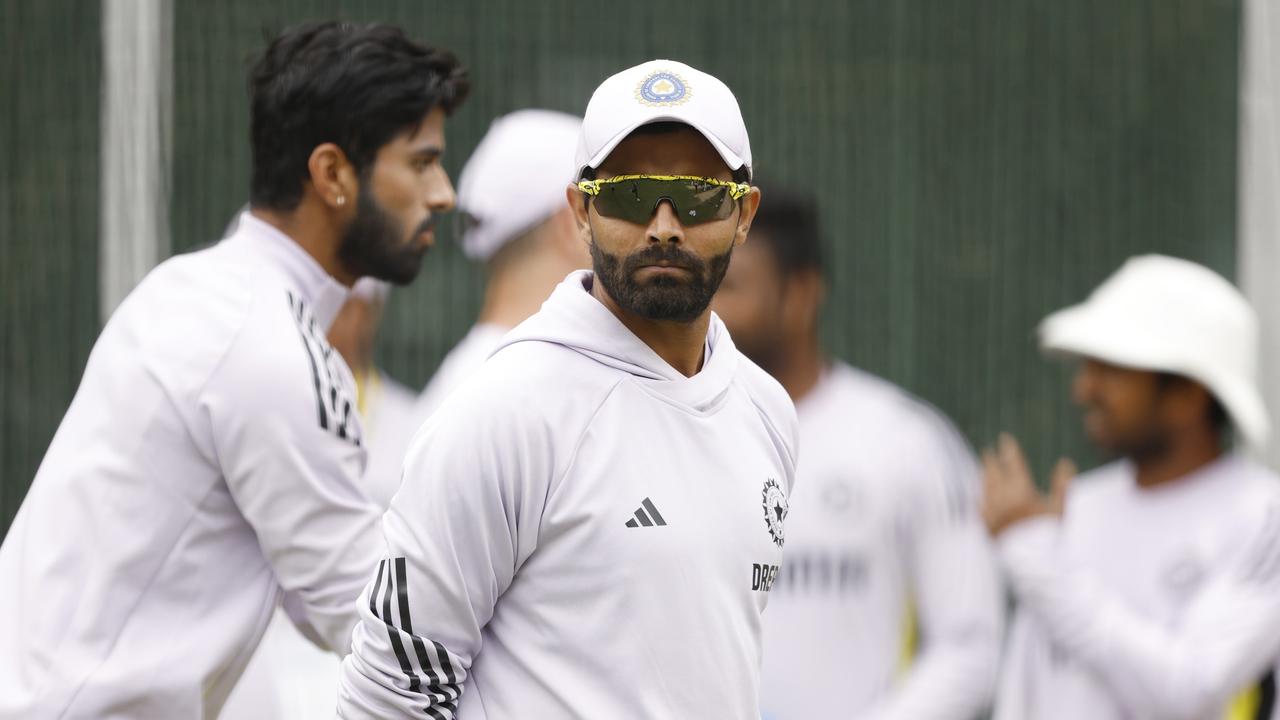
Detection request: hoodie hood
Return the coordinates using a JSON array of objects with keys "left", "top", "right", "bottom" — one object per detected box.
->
[{"left": 496, "top": 270, "right": 740, "bottom": 412}]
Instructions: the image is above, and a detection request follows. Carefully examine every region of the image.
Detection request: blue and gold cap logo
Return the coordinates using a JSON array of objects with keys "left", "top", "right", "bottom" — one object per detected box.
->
[{"left": 635, "top": 71, "right": 691, "bottom": 106}]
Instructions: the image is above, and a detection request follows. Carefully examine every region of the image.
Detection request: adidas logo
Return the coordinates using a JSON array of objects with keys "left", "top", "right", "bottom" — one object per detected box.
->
[{"left": 625, "top": 498, "right": 667, "bottom": 528}]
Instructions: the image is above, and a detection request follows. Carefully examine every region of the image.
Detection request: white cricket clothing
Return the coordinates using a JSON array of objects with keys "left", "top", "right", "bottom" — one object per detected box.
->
[
  {"left": 760, "top": 363, "right": 1002, "bottom": 720},
  {"left": 995, "top": 455, "right": 1280, "bottom": 720},
  {"left": 221, "top": 369, "right": 419, "bottom": 720},
  {"left": 413, "top": 322, "right": 510, "bottom": 423},
  {"left": 0, "top": 212, "right": 382, "bottom": 718},
  {"left": 337, "top": 270, "right": 799, "bottom": 719},
  {"left": 361, "top": 369, "right": 427, "bottom": 508}
]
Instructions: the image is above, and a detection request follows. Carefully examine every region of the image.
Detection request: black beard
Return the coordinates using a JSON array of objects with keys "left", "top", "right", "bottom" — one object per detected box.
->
[
  {"left": 1110, "top": 424, "right": 1175, "bottom": 465},
  {"left": 337, "top": 183, "right": 431, "bottom": 286},
  {"left": 590, "top": 240, "right": 732, "bottom": 323}
]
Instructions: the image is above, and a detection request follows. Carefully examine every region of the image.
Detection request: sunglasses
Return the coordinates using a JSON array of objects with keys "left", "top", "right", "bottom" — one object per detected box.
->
[{"left": 576, "top": 174, "right": 750, "bottom": 226}]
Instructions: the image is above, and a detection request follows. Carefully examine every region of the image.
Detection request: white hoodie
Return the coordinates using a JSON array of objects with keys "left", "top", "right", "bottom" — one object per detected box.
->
[
  {"left": 338, "top": 270, "right": 800, "bottom": 719},
  {"left": 0, "top": 212, "right": 382, "bottom": 718}
]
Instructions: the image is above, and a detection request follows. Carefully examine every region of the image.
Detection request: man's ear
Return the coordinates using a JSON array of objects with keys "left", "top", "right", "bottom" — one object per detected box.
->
[
  {"left": 308, "top": 142, "right": 359, "bottom": 210},
  {"left": 548, "top": 205, "right": 591, "bottom": 268},
  {"left": 566, "top": 184, "right": 593, "bottom": 241},
  {"left": 733, "top": 186, "right": 762, "bottom": 247}
]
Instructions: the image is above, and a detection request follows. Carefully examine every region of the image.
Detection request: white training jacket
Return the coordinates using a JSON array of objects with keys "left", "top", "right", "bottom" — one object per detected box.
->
[
  {"left": 760, "top": 363, "right": 1002, "bottom": 720},
  {"left": 221, "top": 368, "right": 420, "bottom": 720},
  {"left": 337, "top": 270, "right": 800, "bottom": 719},
  {"left": 0, "top": 212, "right": 383, "bottom": 718},
  {"left": 995, "top": 454, "right": 1280, "bottom": 720}
]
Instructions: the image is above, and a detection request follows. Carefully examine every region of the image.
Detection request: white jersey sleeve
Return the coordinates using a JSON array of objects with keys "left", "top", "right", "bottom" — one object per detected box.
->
[
  {"left": 207, "top": 292, "right": 382, "bottom": 656},
  {"left": 997, "top": 502, "right": 1280, "bottom": 719},
  {"left": 336, "top": 376, "right": 558, "bottom": 718},
  {"left": 868, "top": 421, "right": 1002, "bottom": 720}
]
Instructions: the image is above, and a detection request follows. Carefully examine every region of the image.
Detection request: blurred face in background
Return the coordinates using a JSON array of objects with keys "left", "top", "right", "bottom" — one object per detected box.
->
[
  {"left": 713, "top": 232, "right": 823, "bottom": 377},
  {"left": 713, "top": 237, "right": 789, "bottom": 373},
  {"left": 573, "top": 126, "right": 758, "bottom": 323},
  {"left": 1072, "top": 358, "right": 1214, "bottom": 460},
  {"left": 338, "top": 108, "right": 456, "bottom": 285}
]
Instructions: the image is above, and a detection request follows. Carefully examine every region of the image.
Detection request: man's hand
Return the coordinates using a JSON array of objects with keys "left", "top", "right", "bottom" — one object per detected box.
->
[{"left": 981, "top": 433, "right": 1076, "bottom": 537}]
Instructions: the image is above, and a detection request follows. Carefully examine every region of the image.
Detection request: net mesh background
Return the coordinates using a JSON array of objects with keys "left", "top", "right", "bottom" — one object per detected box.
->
[{"left": 1, "top": 0, "right": 1242, "bottom": 533}]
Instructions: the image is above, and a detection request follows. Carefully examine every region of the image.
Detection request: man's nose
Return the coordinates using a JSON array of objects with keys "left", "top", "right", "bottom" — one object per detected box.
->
[{"left": 645, "top": 200, "right": 684, "bottom": 245}]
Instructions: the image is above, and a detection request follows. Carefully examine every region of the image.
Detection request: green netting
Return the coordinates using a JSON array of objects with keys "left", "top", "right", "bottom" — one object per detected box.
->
[
  {"left": 1, "top": 1, "right": 102, "bottom": 534},
  {"left": 2, "top": 0, "right": 1241, "bottom": 535}
]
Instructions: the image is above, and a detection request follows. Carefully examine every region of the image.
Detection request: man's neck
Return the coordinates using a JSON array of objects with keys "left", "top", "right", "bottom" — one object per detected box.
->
[
  {"left": 1132, "top": 430, "right": 1224, "bottom": 488},
  {"left": 476, "top": 254, "right": 571, "bottom": 330},
  {"left": 250, "top": 206, "right": 353, "bottom": 286},
  {"left": 590, "top": 279, "right": 707, "bottom": 377},
  {"left": 768, "top": 337, "right": 825, "bottom": 404}
]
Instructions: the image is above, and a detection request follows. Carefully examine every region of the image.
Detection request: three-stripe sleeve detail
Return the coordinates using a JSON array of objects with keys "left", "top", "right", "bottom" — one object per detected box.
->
[{"left": 369, "top": 558, "right": 463, "bottom": 717}]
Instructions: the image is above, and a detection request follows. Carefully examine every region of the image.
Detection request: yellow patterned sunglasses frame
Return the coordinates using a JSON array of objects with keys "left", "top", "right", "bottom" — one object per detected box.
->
[{"left": 576, "top": 174, "right": 751, "bottom": 225}]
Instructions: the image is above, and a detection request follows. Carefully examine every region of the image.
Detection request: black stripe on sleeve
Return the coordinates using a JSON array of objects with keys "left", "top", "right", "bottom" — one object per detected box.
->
[
  {"left": 394, "top": 558, "right": 462, "bottom": 708},
  {"left": 378, "top": 558, "right": 422, "bottom": 693},
  {"left": 286, "top": 291, "right": 329, "bottom": 430},
  {"left": 369, "top": 559, "right": 386, "bottom": 617},
  {"left": 395, "top": 558, "right": 442, "bottom": 687},
  {"left": 432, "top": 638, "right": 458, "bottom": 686}
]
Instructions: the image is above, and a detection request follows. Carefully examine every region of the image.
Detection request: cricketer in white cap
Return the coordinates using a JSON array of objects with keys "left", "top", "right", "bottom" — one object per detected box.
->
[
  {"left": 338, "top": 60, "right": 799, "bottom": 719},
  {"left": 410, "top": 109, "right": 590, "bottom": 439},
  {"left": 983, "top": 255, "right": 1280, "bottom": 719}
]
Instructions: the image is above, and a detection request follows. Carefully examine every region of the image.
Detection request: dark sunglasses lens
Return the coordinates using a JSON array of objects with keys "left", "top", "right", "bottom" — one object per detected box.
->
[
  {"left": 595, "top": 180, "right": 656, "bottom": 224},
  {"left": 593, "top": 179, "right": 732, "bottom": 226}
]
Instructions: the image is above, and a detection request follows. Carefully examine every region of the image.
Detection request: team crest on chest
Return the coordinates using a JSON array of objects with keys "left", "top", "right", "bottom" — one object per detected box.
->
[
  {"left": 635, "top": 70, "right": 691, "bottom": 106},
  {"left": 762, "top": 478, "right": 789, "bottom": 547}
]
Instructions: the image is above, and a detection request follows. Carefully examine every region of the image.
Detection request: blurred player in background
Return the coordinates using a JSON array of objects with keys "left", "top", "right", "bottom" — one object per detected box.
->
[
  {"left": 338, "top": 60, "right": 797, "bottom": 718},
  {"left": 712, "top": 192, "right": 1003, "bottom": 720},
  {"left": 985, "top": 256, "right": 1280, "bottom": 720},
  {"left": 331, "top": 278, "right": 420, "bottom": 507},
  {"left": 411, "top": 109, "right": 587, "bottom": 443},
  {"left": 0, "top": 21, "right": 467, "bottom": 718}
]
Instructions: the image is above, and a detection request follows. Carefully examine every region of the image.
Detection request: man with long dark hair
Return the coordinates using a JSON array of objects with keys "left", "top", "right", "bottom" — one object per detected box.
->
[{"left": 0, "top": 21, "right": 467, "bottom": 718}]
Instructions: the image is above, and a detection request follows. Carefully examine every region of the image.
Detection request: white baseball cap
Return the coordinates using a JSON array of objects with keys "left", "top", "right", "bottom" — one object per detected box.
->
[
  {"left": 457, "top": 109, "right": 582, "bottom": 261},
  {"left": 574, "top": 59, "right": 752, "bottom": 181},
  {"left": 1039, "top": 254, "right": 1268, "bottom": 447}
]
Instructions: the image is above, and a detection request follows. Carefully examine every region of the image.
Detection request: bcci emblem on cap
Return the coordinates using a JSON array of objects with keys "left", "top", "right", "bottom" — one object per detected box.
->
[
  {"left": 762, "top": 478, "right": 789, "bottom": 548},
  {"left": 635, "top": 70, "right": 691, "bottom": 106}
]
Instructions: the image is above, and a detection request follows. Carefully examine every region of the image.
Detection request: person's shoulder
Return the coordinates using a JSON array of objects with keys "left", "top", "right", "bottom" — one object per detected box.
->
[
  {"left": 126, "top": 242, "right": 254, "bottom": 325},
  {"left": 824, "top": 362, "right": 972, "bottom": 461},
  {"left": 429, "top": 338, "right": 627, "bottom": 434},
  {"left": 102, "top": 243, "right": 256, "bottom": 391},
  {"left": 1220, "top": 455, "right": 1280, "bottom": 509},
  {"left": 1063, "top": 460, "right": 1131, "bottom": 512},
  {"left": 733, "top": 352, "right": 799, "bottom": 465}
]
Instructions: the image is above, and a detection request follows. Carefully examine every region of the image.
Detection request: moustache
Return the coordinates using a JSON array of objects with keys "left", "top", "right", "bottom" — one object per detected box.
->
[{"left": 622, "top": 245, "right": 708, "bottom": 275}]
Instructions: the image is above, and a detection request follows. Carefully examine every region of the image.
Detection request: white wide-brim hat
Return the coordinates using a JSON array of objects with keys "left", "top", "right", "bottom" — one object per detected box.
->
[
  {"left": 1039, "top": 254, "right": 1269, "bottom": 448},
  {"left": 575, "top": 59, "right": 751, "bottom": 180}
]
